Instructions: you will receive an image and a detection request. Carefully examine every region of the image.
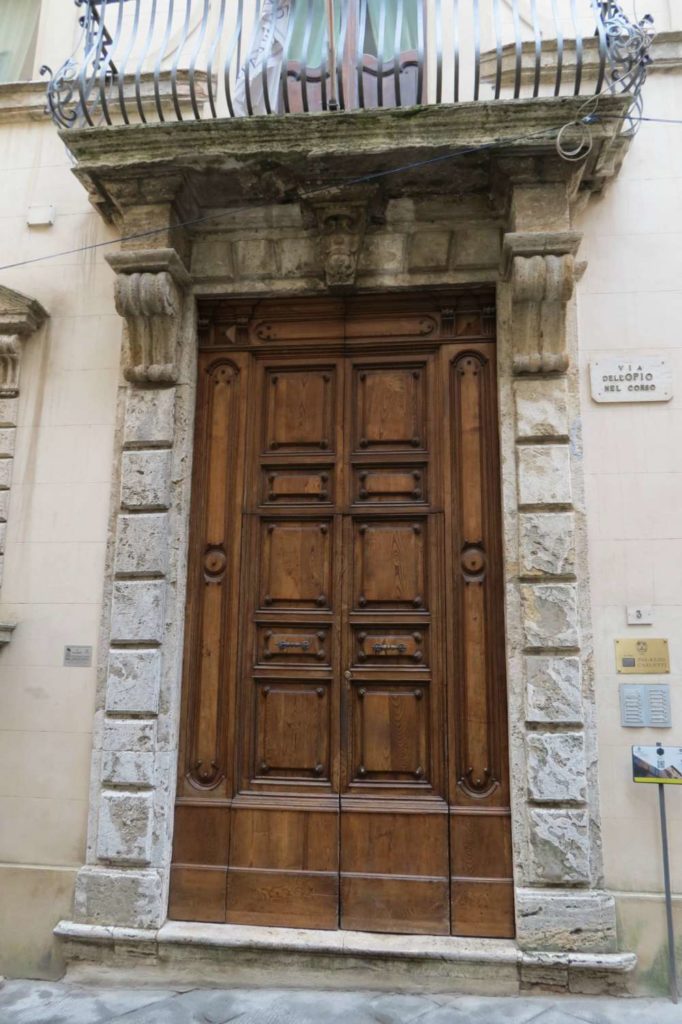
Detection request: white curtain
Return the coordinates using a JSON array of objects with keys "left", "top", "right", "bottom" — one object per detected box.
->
[
  {"left": 233, "top": 0, "right": 294, "bottom": 116},
  {"left": 0, "top": 0, "right": 41, "bottom": 83}
]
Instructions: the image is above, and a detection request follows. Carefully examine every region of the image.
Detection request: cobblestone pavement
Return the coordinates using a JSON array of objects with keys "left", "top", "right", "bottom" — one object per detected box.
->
[{"left": 1, "top": 982, "right": 682, "bottom": 1024}]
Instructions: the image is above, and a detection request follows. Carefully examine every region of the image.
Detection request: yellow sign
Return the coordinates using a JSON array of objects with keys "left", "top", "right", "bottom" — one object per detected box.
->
[{"left": 616, "top": 638, "right": 670, "bottom": 674}]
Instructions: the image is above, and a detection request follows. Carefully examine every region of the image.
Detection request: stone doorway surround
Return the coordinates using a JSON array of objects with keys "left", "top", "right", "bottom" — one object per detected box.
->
[{"left": 54, "top": 97, "right": 637, "bottom": 992}]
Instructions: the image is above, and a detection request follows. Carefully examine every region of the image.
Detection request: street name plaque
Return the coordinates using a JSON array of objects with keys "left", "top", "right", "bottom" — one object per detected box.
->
[{"left": 590, "top": 356, "right": 672, "bottom": 403}]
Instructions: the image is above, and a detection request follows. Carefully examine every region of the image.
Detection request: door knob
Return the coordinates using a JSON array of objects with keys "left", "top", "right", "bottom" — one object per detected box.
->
[{"left": 344, "top": 669, "right": 352, "bottom": 680}]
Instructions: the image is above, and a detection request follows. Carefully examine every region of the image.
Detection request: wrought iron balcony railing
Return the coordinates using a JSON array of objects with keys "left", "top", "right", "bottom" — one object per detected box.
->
[{"left": 43, "top": 1, "right": 653, "bottom": 129}]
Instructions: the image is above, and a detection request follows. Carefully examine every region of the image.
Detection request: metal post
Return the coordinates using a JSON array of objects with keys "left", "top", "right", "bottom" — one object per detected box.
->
[
  {"left": 326, "top": 0, "right": 338, "bottom": 109},
  {"left": 658, "top": 782, "right": 679, "bottom": 1004}
]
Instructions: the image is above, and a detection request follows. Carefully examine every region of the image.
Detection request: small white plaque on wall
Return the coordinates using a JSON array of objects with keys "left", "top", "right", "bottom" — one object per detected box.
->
[{"left": 590, "top": 356, "right": 672, "bottom": 403}]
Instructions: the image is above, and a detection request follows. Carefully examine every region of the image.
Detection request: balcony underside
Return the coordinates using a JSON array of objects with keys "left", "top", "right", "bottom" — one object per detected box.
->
[{"left": 62, "top": 95, "right": 632, "bottom": 225}]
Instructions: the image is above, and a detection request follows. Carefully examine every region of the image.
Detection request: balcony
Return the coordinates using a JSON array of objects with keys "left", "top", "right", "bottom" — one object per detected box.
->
[{"left": 45, "top": 1, "right": 653, "bottom": 129}]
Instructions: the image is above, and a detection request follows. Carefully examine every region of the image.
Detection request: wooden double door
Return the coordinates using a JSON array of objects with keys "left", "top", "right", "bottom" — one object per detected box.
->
[{"left": 170, "top": 296, "right": 514, "bottom": 937}]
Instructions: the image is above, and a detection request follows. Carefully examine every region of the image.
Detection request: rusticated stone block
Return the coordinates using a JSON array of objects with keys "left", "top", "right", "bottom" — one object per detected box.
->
[
  {"left": 101, "top": 750, "right": 155, "bottom": 788},
  {"left": 525, "top": 655, "right": 583, "bottom": 724},
  {"left": 359, "top": 234, "right": 405, "bottom": 274},
  {"left": 279, "top": 238, "right": 318, "bottom": 277},
  {"left": 451, "top": 226, "right": 500, "bottom": 268},
  {"left": 0, "top": 397, "right": 18, "bottom": 428},
  {"left": 517, "top": 445, "right": 572, "bottom": 507},
  {"left": 407, "top": 231, "right": 451, "bottom": 271},
  {"left": 0, "top": 457, "right": 12, "bottom": 489},
  {"left": 516, "top": 888, "right": 617, "bottom": 952},
  {"left": 0, "top": 491, "right": 9, "bottom": 521},
  {"left": 520, "top": 583, "right": 579, "bottom": 649},
  {"left": 105, "top": 649, "right": 161, "bottom": 715},
  {"left": 96, "top": 790, "right": 154, "bottom": 863},
  {"left": 110, "top": 581, "right": 165, "bottom": 644},
  {"left": 114, "top": 513, "right": 169, "bottom": 576},
  {"left": 0, "top": 428, "right": 15, "bottom": 458},
  {"left": 519, "top": 512, "right": 575, "bottom": 577},
  {"left": 529, "top": 809, "right": 590, "bottom": 883},
  {"left": 514, "top": 377, "right": 568, "bottom": 439},
  {"left": 73, "top": 866, "right": 164, "bottom": 928},
  {"left": 102, "top": 718, "right": 156, "bottom": 753},
  {"left": 190, "top": 239, "right": 235, "bottom": 279},
  {"left": 234, "top": 239, "right": 278, "bottom": 279},
  {"left": 527, "top": 731, "right": 587, "bottom": 803},
  {"left": 124, "top": 388, "right": 175, "bottom": 447},
  {"left": 121, "top": 449, "right": 172, "bottom": 510}
]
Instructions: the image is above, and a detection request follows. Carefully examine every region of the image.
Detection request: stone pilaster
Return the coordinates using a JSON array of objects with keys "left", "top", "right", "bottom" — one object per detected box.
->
[
  {"left": 0, "top": 286, "right": 48, "bottom": 594},
  {"left": 72, "top": 242, "right": 196, "bottom": 928},
  {"left": 499, "top": 199, "right": 616, "bottom": 953}
]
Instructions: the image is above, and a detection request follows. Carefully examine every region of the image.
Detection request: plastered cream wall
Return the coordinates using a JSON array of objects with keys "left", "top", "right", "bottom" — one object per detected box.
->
[
  {"left": 0, "top": 105, "right": 120, "bottom": 976},
  {"left": 577, "top": 59, "right": 682, "bottom": 994}
]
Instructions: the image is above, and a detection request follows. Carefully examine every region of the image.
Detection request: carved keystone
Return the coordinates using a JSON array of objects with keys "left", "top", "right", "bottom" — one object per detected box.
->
[
  {"left": 304, "top": 188, "right": 381, "bottom": 291},
  {"left": 503, "top": 232, "right": 582, "bottom": 376},
  {"left": 108, "top": 248, "right": 190, "bottom": 386}
]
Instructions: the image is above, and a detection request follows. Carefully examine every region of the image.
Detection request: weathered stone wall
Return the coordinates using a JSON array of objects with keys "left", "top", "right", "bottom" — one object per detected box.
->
[
  {"left": 496, "top": 212, "right": 616, "bottom": 956},
  {"left": 73, "top": 253, "right": 197, "bottom": 929}
]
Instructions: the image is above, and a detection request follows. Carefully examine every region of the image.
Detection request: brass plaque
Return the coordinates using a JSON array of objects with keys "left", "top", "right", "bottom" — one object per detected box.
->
[{"left": 616, "top": 638, "right": 670, "bottom": 674}]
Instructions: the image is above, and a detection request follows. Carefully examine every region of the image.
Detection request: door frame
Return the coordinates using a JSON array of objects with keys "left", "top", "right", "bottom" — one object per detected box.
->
[{"left": 169, "top": 292, "right": 514, "bottom": 937}]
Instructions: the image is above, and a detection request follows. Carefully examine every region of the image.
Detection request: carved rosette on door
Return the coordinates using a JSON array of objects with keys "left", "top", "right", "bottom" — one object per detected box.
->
[{"left": 169, "top": 296, "right": 512, "bottom": 939}]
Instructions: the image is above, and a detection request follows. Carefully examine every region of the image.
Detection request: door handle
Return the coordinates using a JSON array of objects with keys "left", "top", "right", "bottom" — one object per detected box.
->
[{"left": 344, "top": 669, "right": 352, "bottom": 680}]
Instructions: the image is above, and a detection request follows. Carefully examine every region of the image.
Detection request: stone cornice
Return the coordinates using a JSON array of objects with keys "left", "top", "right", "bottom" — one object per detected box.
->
[
  {"left": 0, "top": 81, "right": 49, "bottom": 125},
  {"left": 481, "top": 30, "right": 682, "bottom": 86},
  {"left": 59, "top": 95, "right": 632, "bottom": 220},
  {"left": 0, "top": 284, "right": 49, "bottom": 337},
  {"left": 61, "top": 94, "right": 629, "bottom": 165}
]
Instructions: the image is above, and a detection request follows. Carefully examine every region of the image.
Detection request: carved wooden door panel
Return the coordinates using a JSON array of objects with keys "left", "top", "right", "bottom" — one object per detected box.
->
[
  {"left": 339, "top": 354, "right": 450, "bottom": 934},
  {"left": 169, "top": 296, "right": 514, "bottom": 939},
  {"left": 227, "top": 357, "right": 344, "bottom": 929}
]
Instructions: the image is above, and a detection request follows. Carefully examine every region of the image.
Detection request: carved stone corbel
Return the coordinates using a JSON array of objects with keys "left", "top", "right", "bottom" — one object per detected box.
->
[
  {"left": 108, "top": 249, "right": 190, "bottom": 385},
  {"left": 503, "top": 232, "right": 582, "bottom": 375},
  {"left": 0, "top": 284, "right": 48, "bottom": 397}
]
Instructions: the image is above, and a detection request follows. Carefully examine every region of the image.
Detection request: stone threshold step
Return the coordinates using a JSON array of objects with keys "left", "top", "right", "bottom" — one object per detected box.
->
[{"left": 55, "top": 920, "right": 637, "bottom": 997}]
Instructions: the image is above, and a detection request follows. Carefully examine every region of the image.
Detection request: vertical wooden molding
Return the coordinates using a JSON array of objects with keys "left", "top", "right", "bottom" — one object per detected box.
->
[
  {"left": 450, "top": 350, "right": 507, "bottom": 801},
  {"left": 182, "top": 358, "right": 242, "bottom": 793}
]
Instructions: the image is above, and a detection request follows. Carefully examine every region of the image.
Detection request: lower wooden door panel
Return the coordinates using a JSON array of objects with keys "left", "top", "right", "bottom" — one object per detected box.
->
[
  {"left": 340, "top": 807, "right": 450, "bottom": 934},
  {"left": 169, "top": 296, "right": 514, "bottom": 938},
  {"left": 225, "top": 804, "right": 340, "bottom": 929}
]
